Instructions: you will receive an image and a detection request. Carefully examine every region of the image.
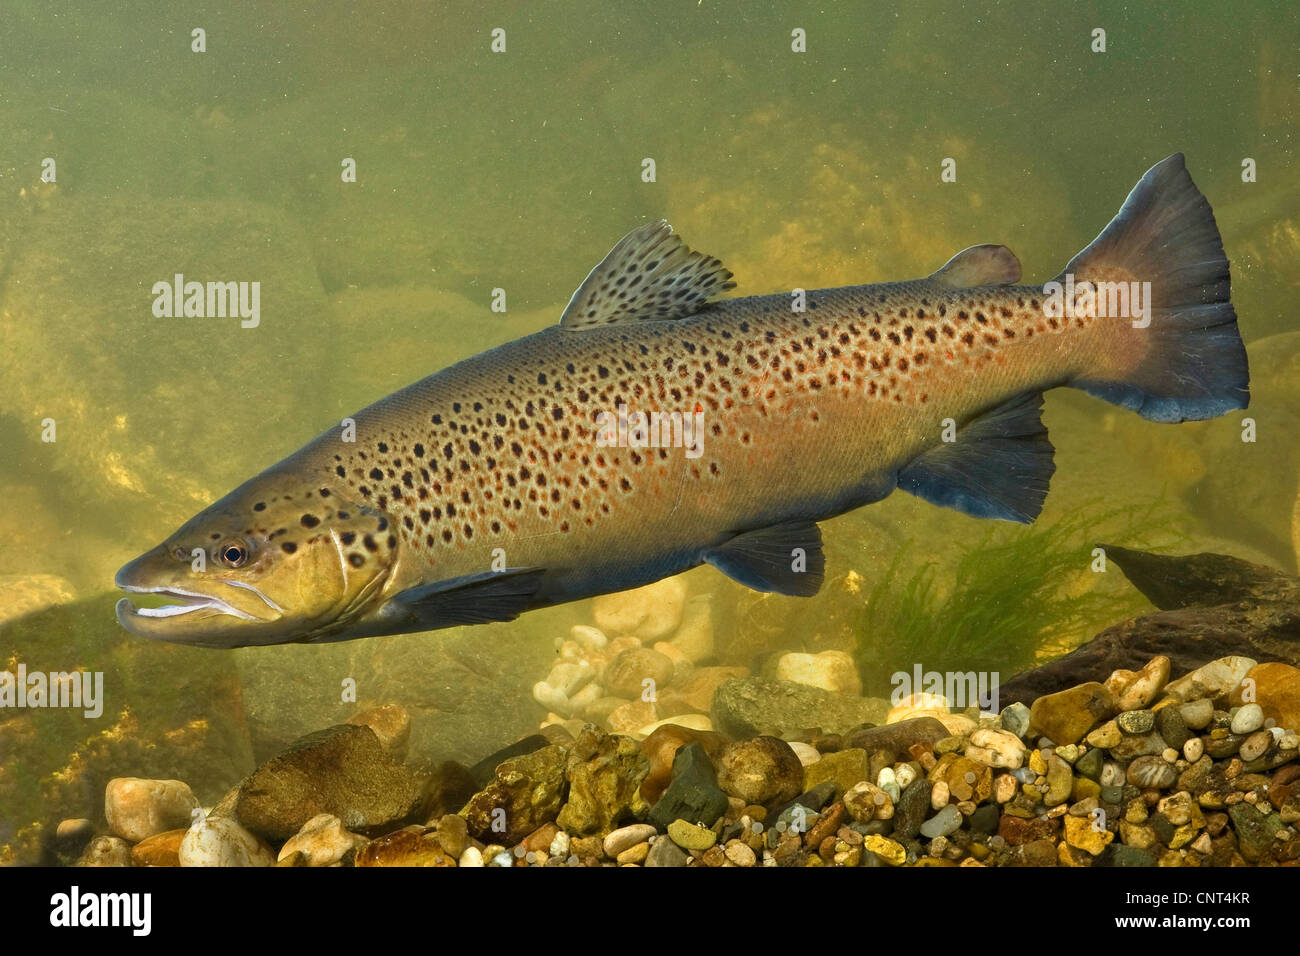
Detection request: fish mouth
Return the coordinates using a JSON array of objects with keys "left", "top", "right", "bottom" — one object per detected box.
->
[{"left": 116, "top": 585, "right": 258, "bottom": 622}]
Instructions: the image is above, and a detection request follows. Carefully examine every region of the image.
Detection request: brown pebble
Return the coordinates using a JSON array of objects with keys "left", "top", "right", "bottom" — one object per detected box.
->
[
  {"left": 701, "top": 845, "right": 727, "bottom": 867},
  {"left": 521, "top": 823, "right": 558, "bottom": 854},
  {"left": 804, "top": 800, "right": 846, "bottom": 848},
  {"left": 130, "top": 828, "right": 186, "bottom": 867}
]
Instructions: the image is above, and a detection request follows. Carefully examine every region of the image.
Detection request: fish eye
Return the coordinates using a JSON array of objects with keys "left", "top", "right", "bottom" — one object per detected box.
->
[{"left": 217, "top": 540, "right": 250, "bottom": 568}]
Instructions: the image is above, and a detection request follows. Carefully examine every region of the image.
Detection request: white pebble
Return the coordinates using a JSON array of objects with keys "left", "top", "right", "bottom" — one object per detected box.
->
[
  {"left": 1100, "top": 761, "right": 1125, "bottom": 787},
  {"left": 571, "top": 625, "right": 609, "bottom": 651},
  {"left": 895, "top": 764, "right": 917, "bottom": 789},
  {"left": 1183, "top": 737, "right": 1204, "bottom": 762},
  {"left": 1231, "top": 703, "right": 1264, "bottom": 735},
  {"left": 459, "top": 846, "right": 484, "bottom": 867},
  {"left": 531, "top": 681, "right": 570, "bottom": 716}
]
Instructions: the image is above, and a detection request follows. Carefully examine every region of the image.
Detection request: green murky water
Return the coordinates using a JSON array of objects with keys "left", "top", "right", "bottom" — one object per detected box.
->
[{"left": 0, "top": 1, "right": 1296, "bottom": 863}]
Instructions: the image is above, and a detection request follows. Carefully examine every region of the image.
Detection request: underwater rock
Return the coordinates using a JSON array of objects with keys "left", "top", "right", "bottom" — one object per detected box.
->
[
  {"left": 76, "top": 835, "right": 133, "bottom": 868},
  {"left": 592, "top": 576, "right": 688, "bottom": 642},
  {"left": 104, "top": 777, "right": 199, "bottom": 843},
  {"left": 355, "top": 825, "right": 456, "bottom": 867},
  {"left": 846, "top": 717, "right": 951, "bottom": 755},
  {"left": 602, "top": 648, "right": 675, "bottom": 699},
  {"left": 1164, "top": 656, "right": 1257, "bottom": 704},
  {"left": 0, "top": 592, "right": 253, "bottom": 866},
  {"left": 468, "top": 734, "right": 552, "bottom": 789},
  {"left": 130, "top": 829, "right": 186, "bottom": 868},
  {"left": 277, "top": 813, "right": 365, "bottom": 867},
  {"left": 711, "top": 676, "right": 890, "bottom": 738},
  {"left": 801, "top": 748, "right": 869, "bottom": 798},
  {"left": 179, "top": 811, "right": 275, "bottom": 867},
  {"left": 603, "top": 823, "right": 657, "bottom": 858},
  {"left": 666, "top": 819, "right": 716, "bottom": 851},
  {"left": 1230, "top": 662, "right": 1300, "bottom": 733},
  {"left": 645, "top": 834, "right": 689, "bottom": 867},
  {"left": 460, "top": 744, "right": 567, "bottom": 844},
  {"left": 648, "top": 741, "right": 729, "bottom": 830},
  {"left": 1002, "top": 548, "right": 1300, "bottom": 705},
  {"left": 345, "top": 703, "right": 411, "bottom": 760},
  {"left": 639, "top": 724, "right": 725, "bottom": 804},
  {"left": 775, "top": 650, "right": 862, "bottom": 695},
  {"left": 233, "top": 724, "right": 425, "bottom": 840},
  {"left": 1105, "top": 656, "right": 1171, "bottom": 711},
  {"left": 714, "top": 737, "right": 803, "bottom": 806},
  {"left": 556, "top": 726, "right": 650, "bottom": 835},
  {"left": 656, "top": 666, "right": 749, "bottom": 716},
  {"left": 1029, "top": 682, "right": 1116, "bottom": 745}
]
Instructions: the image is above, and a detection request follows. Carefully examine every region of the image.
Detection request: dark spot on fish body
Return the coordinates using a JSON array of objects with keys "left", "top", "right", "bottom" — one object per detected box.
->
[
  {"left": 281, "top": 542, "right": 297, "bottom": 554},
  {"left": 348, "top": 553, "right": 365, "bottom": 568},
  {"left": 300, "top": 514, "right": 320, "bottom": 528},
  {"left": 253, "top": 502, "right": 266, "bottom": 512}
]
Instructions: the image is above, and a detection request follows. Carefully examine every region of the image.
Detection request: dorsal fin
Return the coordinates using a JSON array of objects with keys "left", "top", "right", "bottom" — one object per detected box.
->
[
  {"left": 560, "top": 220, "right": 736, "bottom": 329},
  {"left": 929, "top": 244, "right": 1022, "bottom": 288}
]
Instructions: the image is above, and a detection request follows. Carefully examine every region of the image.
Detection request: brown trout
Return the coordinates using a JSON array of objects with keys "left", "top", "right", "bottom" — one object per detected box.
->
[{"left": 116, "top": 154, "right": 1248, "bottom": 647}]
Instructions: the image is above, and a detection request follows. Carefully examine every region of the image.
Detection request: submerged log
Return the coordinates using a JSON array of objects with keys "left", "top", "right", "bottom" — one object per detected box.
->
[{"left": 1001, "top": 546, "right": 1300, "bottom": 706}]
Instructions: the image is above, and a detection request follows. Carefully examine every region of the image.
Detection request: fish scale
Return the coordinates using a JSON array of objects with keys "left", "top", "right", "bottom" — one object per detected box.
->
[{"left": 115, "top": 154, "right": 1249, "bottom": 647}]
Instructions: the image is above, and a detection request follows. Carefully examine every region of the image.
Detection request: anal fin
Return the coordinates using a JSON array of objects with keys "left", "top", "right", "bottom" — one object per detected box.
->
[
  {"left": 897, "top": 392, "right": 1054, "bottom": 523},
  {"left": 381, "top": 567, "right": 547, "bottom": 630},
  {"left": 704, "top": 521, "right": 824, "bottom": 597}
]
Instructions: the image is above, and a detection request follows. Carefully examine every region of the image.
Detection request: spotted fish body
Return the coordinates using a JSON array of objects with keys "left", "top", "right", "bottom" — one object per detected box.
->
[{"left": 115, "top": 154, "right": 1248, "bottom": 647}]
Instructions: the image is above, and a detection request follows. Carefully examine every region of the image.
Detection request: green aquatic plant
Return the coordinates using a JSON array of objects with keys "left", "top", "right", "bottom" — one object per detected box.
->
[{"left": 853, "top": 501, "right": 1170, "bottom": 698}]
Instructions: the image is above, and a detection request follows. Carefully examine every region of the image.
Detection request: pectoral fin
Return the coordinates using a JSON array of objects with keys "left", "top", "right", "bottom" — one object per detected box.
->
[
  {"left": 704, "top": 521, "right": 825, "bottom": 596},
  {"left": 897, "top": 391, "right": 1054, "bottom": 523},
  {"left": 380, "top": 567, "right": 547, "bottom": 630}
]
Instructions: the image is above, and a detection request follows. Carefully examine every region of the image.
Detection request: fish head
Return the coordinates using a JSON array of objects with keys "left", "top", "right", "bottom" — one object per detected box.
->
[{"left": 115, "top": 477, "right": 399, "bottom": 647}]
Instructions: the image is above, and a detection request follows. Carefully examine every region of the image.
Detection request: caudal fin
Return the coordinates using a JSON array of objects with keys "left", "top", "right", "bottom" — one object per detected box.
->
[{"left": 1065, "top": 153, "right": 1249, "bottom": 423}]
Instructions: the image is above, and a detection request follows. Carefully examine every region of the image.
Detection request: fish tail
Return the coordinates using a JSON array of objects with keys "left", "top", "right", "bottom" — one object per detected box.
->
[{"left": 1063, "top": 153, "right": 1249, "bottom": 422}]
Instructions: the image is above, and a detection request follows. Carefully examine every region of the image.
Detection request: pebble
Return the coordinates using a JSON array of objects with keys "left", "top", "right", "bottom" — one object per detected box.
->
[
  {"left": 130, "top": 829, "right": 186, "bottom": 867},
  {"left": 1164, "top": 656, "right": 1255, "bottom": 704},
  {"left": 919, "top": 804, "right": 963, "bottom": 838},
  {"left": 616, "top": 842, "right": 650, "bottom": 865},
  {"left": 1127, "top": 755, "right": 1177, "bottom": 790},
  {"left": 1231, "top": 703, "right": 1264, "bottom": 735},
  {"left": 877, "top": 767, "right": 901, "bottom": 803},
  {"left": 591, "top": 575, "right": 686, "bottom": 641},
  {"left": 645, "top": 835, "right": 689, "bottom": 867},
  {"left": 667, "top": 819, "right": 717, "bottom": 851},
  {"left": 1117, "top": 710, "right": 1155, "bottom": 735},
  {"left": 1183, "top": 737, "right": 1205, "bottom": 762},
  {"left": 179, "top": 811, "right": 275, "bottom": 867},
  {"left": 1156, "top": 706, "right": 1191, "bottom": 751},
  {"left": 724, "top": 841, "right": 758, "bottom": 867},
  {"left": 966, "top": 727, "right": 1026, "bottom": 769},
  {"left": 843, "top": 781, "right": 894, "bottom": 823},
  {"left": 931, "top": 780, "right": 950, "bottom": 810},
  {"left": 999, "top": 702, "right": 1032, "bottom": 740},
  {"left": 104, "top": 778, "right": 200, "bottom": 843},
  {"left": 345, "top": 703, "right": 411, "bottom": 758},
  {"left": 77, "top": 835, "right": 132, "bottom": 867},
  {"left": 1239, "top": 730, "right": 1272, "bottom": 762},
  {"left": 458, "top": 846, "right": 484, "bottom": 867},
  {"left": 603, "top": 648, "right": 675, "bottom": 699},
  {"left": 1029, "top": 682, "right": 1116, "bottom": 746},
  {"left": 1179, "top": 698, "right": 1215, "bottom": 730},
  {"left": 603, "top": 823, "right": 658, "bottom": 858},
  {"left": 775, "top": 650, "right": 862, "bottom": 695},
  {"left": 714, "top": 737, "right": 804, "bottom": 805},
  {"left": 277, "top": 813, "right": 362, "bottom": 867}
]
